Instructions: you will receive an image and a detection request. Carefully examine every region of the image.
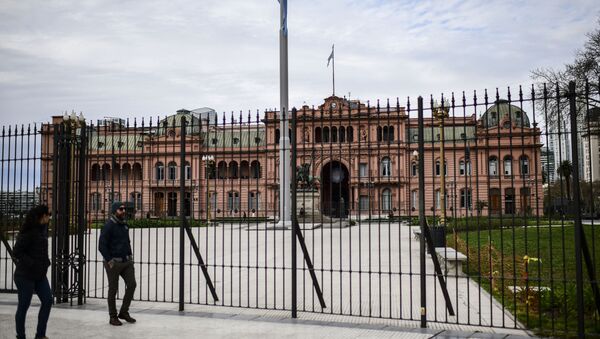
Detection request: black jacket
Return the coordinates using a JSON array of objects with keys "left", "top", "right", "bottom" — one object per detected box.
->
[
  {"left": 99, "top": 216, "right": 132, "bottom": 262},
  {"left": 13, "top": 226, "right": 51, "bottom": 280}
]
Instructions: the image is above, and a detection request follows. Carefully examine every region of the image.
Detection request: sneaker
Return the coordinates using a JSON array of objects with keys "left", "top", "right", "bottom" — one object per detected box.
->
[
  {"left": 110, "top": 317, "right": 123, "bottom": 326},
  {"left": 118, "top": 312, "right": 137, "bottom": 323}
]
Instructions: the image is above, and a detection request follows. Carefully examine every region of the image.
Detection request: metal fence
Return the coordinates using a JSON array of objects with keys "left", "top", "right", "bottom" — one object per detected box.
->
[{"left": 0, "top": 80, "right": 599, "bottom": 337}]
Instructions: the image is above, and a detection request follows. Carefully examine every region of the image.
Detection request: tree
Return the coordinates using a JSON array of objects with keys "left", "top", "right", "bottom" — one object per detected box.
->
[
  {"left": 556, "top": 160, "right": 573, "bottom": 200},
  {"left": 531, "top": 18, "right": 600, "bottom": 126}
]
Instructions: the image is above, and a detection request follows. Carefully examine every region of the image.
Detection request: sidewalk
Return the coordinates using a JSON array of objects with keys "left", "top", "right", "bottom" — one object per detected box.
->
[{"left": 0, "top": 295, "right": 534, "bottom": 339}]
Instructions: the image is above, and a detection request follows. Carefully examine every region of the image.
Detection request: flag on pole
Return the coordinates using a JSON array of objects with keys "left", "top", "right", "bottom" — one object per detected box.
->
[{"left": 327, "top": 44, "right": 334, "bottom": 67}]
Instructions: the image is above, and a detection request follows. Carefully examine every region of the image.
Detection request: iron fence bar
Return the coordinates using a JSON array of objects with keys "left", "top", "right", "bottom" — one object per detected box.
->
[
  {"left": 291, "top": 107, "right": 298, "bottom": 318},
  {"left": 179, "top": 117, "right": 187, "bottom": 311},
  {"left": 76, "top": 124, "right": 88, "bottom": 305},
  {"left": 418, "top": 96, "right": 427, "bottom": 328}
]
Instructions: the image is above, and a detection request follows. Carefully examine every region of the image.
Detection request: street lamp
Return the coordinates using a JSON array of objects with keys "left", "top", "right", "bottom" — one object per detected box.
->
[
  {"left": 433, "top": 99, "right": 450, "bottom": 227},
  {"left": 202, "top": 155, "right": 215, "bottom": 225}
]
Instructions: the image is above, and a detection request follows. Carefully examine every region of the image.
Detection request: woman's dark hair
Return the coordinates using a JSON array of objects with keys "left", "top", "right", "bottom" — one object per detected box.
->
[{"left": 20, "top": 205, "right": 50, "bottom": 233}]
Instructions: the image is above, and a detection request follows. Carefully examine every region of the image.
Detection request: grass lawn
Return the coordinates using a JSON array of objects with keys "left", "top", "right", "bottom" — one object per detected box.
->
[{"left": 448, "top": 224, "right": 600, "bottom": 337}]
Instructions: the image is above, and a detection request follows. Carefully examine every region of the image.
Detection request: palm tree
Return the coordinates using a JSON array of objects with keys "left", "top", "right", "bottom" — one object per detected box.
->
[{"left": 557, "top": 160, "right": 573, "bottom": 200}]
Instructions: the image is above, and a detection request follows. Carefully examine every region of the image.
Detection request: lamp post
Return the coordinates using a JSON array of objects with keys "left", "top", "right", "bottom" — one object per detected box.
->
[
  {"left": 202, "top": 155, "right": 215, "bottom": 225},
  {"left": 433, "top": 100, "right": 450, "bottom": 227}
]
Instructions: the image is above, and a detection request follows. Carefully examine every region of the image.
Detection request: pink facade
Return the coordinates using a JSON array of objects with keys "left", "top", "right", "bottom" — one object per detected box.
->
[{"left": 41, "top": 96, "right": 543, "bottom": 220}]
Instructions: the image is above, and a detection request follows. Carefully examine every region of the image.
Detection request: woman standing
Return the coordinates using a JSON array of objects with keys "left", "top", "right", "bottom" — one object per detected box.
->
[{"left": 13, "top": 205, "right": 53, "bottom": 339}]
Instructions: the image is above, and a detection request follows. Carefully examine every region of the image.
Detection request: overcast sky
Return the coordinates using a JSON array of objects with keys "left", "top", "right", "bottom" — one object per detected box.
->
[{"left": 0, "top": 0, "right": 598, "bottom": 126}]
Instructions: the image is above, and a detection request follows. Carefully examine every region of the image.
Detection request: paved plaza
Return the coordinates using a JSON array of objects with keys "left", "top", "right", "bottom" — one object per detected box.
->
[{"left": 1, "top": 222, "right": 534, "bottom": 337}]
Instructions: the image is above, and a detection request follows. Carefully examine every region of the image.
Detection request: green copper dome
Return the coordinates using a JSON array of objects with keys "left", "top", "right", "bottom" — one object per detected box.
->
[{"left": 479, "top": 100, "right": 531, "bottom": 128}]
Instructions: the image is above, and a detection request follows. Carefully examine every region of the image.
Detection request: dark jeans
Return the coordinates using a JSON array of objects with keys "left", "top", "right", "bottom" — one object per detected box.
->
[
  {"left": 104, "top": 260, "right": 136, "bottom": 317},
  {"left": 14, "top": 275, "right": 53, "bottom": 339}
]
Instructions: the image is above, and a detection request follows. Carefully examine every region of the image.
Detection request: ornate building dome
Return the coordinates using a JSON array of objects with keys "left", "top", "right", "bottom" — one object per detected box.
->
[{"left": 479, "top": 100, "right": 531, "bottom": 128}]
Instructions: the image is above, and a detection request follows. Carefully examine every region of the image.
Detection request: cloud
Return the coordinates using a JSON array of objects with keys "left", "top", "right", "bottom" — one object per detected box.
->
[{"left": 0, "top": 0, "right": 598, "bottom": 126}]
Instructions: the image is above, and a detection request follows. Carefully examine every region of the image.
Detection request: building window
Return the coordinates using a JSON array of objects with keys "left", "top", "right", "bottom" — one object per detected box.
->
[
  {"left": 91, "top": 164, "right": 101, "bottom": 181},
  {"left": 248, "top": 191, "right": 260, "bottom": 212},
  {"left": 359, "top": 195, "right": 370, "bottom": 212},
  {"left": 102, "top": 164, "right": 111, "bottom": 181},
  {"left": 435, "top": 190, "right": 441, "bottom": 209},
  {"left": 91, "top": 193, "right": 102, "bottom": 212},
  {"left": 228, "top": 161, "right": 239, "bottom": 179},
  {"left": 466, "top": 160, "right": 471, "bottom": 176},
  {"left": 240, "top": 161, "right": 250, "bottom": 179},
  {"left": 228, "top": 191, "right": 240, "bottom": 212},
  {"left": 504, "top": 156, "right": 513, "bottom": 176},
  {"left": 323, "top": 127, "right": 330, "bottom": 142},
  {"left": 155, "top": 162, "right": 165, "bottom": 181},
  {"left": 489, "top": 156, "right": 498, "bottom": 176},
  {"left": 435, "top": 160, "right": 441, "bottom": 176},
  {"left": 132, "top": 163, "right": 143, "bottom": 180},
  {"left": 210, "top": 192, "right": 217, "bottom": 212},
  {"left": 411, "top": 162, "right": 417, "bottom": 177},
  {"left": 381, "top": 157, "right": 391, "bottom": 177},
  {"left": 459, "top": 160, "right": 465, "bottom": 176},
  {"left": 168, "top": 161, "right": 177, "bottom": 180},
  {"left": 377, "top": 126, "right": 382, "bottom": 142},
  {"left": 184, "top": 161, "right": 191, "bottom": 180},
  {"left": 381, "top": 188, "right": 392, "bottom": 212},
  {"left": 275, "top": 129, "right": 280, "bottom": 145},
  {"left": 359, "top": 163, "right": 368, "bottom": 178},
  {"left": 331, "top": 127, "right": 338, "bottom": 142},
  {"left": 505, "top": 187, "right": 515, "bottom": 214},
  {"left": 251, "top": 160, "right": 261, "bottom": 179},
  {"left": 315, "top": 127, "right": 322, "bottom": 143},
  {"left": 520, "top": 155, "right": 529, "bottom": 176},
  {"left": 217, "top": 161, "right": 227, "bottom": 179},
  {"left": 130, "top": 192, "right": 142, "bottom": 211},
  {"left": 339, "top": 126, "right": 345, "bottom": 142},
  {"left": 411, "top": 190, "right": 418, "bottom": 210},
  {"left": 347, "top": 126, "right": 354, "bottom": 142},
  {"left": 460, "top": 188, "right": 472, "bottom": 209}
]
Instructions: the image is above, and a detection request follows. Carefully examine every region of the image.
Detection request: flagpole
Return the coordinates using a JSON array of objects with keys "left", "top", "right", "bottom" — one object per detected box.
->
[
  {"left": 332, "top": 44, "right": 335, "bottom": 96},
  {"left": 278, "top": 0, "right": 292, "bottom": 228}
]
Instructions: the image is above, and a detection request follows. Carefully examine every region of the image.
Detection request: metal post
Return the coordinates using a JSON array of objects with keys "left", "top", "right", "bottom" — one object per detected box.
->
[
  {"left": 291, "top": 107, "right": 298, "bottom": 318},
  {"left": 418, "top": 96, "right": 427, "bottom": 328},
  {"left": 568, "top": 81, "right": 585, "bottom": 338},
  {"left": 76, "top": 125, "right": 88, "bottom": 305},
  {"left": 179, "top": 117, "right": 187, "bottom": 312},
  {"left": 277, "top": 0, "right": 291, "bottom": 228}
]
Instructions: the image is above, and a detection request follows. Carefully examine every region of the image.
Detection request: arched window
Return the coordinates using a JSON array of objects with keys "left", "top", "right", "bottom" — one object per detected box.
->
[
  {"left": 435, "top": 160, "right": 441, "bottom": 176},
  {"left": 155, "top": 162, "right": 164, "bottom": 181},
  {"left": 217, "top": 161, "right": 227, "bottom": 179},
  {"left": 381, "top": 157, "right": 391, "bottom": 177},
  {"left": 331, "top": 127, "right": 338, "bottom": 142},
  {"left": 323, "top": 127, "right": 330, "bottom": 142},
  {"left": 251, "top": 160, "right": 261, "bottom": 179},
  {"left": 382, "top": 126, "right": 388, "bottom": 142},
  {"left": 460, "top": 188, "right": 472, "bottom": 209},
  {"left": 315, "top": 127, "right": 322, "bottom": 143},
  {"left": 228, "top": 161, "right": 239, "bottom": 179},
  {"left": 122, "top": 163, "right": 131, "bottom": 181},
  {"left": 112, "top": 163, "right": 121, "bottom": 179},
  {"left": 132, "top": 163, "right": 143, "bottom": 180},
  {"left": 227, "top": 191, "right": 240, "bottom": 212},
  {"left": 101, "top": 164, "right": 111, "bottom": 181},
  {"left": 411, "top": 162, "right": 417, "bottom": 177},
  {"left": 520, "top": 155, "right": 530, "bottom": 176},
  {"left": 489, "top": 156, "right": 498, "bottom": 176},
  {"left": 347, "top": 126, "right": 354, "bottom": 142},
  {"left": 377, "top": 126, "right": 383, "bottom": 142},
  {"left": 184, "top": 161, "right": 191, "bottom": 180},
  {"left": 388, "top": 126, "right": 394, "bottom": 142},
  {"left": 503, "top": 156, "right": 513, "bottom": 176},
  {"left": 240, "top": 161, "right": 250, "bottom": 179},
  {"left": 339, "top": 126, "right": 345, "bottom": 142},
  {"left": 381, "top": 188, "right": 392, "bottom": 212},
  {"left": 91, "top": 192, "right": 102, "bottom": 212},
  {"left": 167, "top": 161, "right": 177, "bottom": 180},
  {"left": 91, "top": 164, "right": 100, "bottom": 181},
  {"left": 459, "top": 160, "right": 465, "bottom": 176}
]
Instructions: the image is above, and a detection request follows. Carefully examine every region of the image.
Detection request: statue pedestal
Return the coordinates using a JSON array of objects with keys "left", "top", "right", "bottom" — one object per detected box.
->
[{"left": 296, "top": 190, "right": 350, "bottom": 228}]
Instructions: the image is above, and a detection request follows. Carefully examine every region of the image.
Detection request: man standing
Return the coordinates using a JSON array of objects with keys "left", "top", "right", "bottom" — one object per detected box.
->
[{"left": 99, "top": 202, "right": 137, "bottom": 326}]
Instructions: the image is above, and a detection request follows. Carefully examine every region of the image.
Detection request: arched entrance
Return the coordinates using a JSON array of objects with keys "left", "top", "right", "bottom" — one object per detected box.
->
[{"left": 320, "top": 161, "right": 350, "bottom": 218}]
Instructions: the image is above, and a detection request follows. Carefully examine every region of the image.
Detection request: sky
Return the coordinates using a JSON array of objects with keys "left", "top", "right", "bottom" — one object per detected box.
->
[{"left": 0, "top": 0, "right": 598, "bottom": 126}]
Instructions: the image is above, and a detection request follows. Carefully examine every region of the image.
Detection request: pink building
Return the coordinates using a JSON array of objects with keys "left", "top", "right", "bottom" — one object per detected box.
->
[{"left": 41, "top": 96, "right": 543, "bottom": 220}]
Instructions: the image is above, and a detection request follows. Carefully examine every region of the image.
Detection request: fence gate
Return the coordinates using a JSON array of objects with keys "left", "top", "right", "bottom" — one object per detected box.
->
[{"left": 51, "top": 120, "right": 89, "bottom": 305}]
